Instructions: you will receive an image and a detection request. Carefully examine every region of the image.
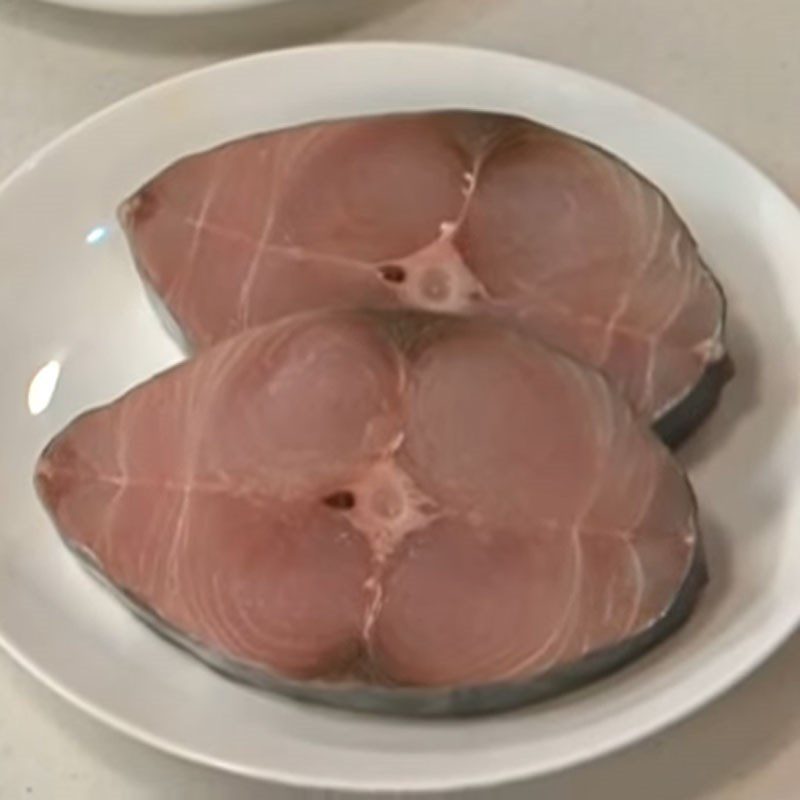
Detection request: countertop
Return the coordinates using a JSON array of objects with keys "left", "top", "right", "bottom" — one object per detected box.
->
[{"left": 1, "top": 0, "right": 799, "bottom": 797}]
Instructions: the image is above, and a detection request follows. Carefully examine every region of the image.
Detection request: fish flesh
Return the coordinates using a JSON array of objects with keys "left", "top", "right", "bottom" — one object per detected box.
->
[
  {"left": 120, "top": 111, "right": 729, "bottom": 444},
  {"left": 35, "top": 310, "right": 705, "bottom": 715}
]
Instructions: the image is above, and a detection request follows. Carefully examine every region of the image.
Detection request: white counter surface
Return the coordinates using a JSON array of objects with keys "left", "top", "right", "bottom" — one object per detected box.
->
[{"left": 1, "top": 1, "right": 799, "bottom": 797}]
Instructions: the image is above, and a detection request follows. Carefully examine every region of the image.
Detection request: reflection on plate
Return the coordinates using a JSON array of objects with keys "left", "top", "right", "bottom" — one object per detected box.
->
[{"left": 1, "top": 43, "right": 800, "bottom": 792}]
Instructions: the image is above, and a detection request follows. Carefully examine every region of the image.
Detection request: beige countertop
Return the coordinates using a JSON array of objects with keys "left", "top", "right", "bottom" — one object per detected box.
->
[{"left": 1, "top": 1, "right": 799, "bottom": 797}]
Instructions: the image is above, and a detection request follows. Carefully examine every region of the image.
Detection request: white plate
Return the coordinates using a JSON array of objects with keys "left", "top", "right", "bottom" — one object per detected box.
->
[
  {"left": 1, "top": 42, "right": 799, "bottom": 793},
  {"left": 40, "top": 0, "right": 280, "bottom": 16}
]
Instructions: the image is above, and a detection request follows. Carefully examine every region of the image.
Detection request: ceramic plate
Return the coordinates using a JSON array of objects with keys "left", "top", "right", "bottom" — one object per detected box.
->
[{"left": 1, "top": 43, "right": 799, "bottom": 793}]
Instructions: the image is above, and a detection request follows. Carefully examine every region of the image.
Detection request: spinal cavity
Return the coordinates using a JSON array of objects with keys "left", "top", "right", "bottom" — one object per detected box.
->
[
  {"left": 332, "top": 459, "right": 438, "bottom": 561},
  {"left": 377, "top": 229, "right": 487, "bottom": 313}
]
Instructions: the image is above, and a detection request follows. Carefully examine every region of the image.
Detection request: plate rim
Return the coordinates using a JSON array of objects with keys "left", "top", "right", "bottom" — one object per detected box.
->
[{"left": 2, "top": 41, "right": 800, "bottom": 792}]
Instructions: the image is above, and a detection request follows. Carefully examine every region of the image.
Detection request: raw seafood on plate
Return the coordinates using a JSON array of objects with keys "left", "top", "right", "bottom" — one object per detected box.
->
[
  {"left": 36, "top": 110, "right": 731, "bottom": 715},
  {"left": 121, "top": 111, "right": 730, "bottom": 444},
  {"left": 36, "top": 310, "right": 705, "bottom": 715}
]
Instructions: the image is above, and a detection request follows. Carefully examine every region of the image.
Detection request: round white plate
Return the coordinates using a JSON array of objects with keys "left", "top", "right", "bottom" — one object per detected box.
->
[
  {"left": 1, "top": 43, "right": 799, "bottom": 793},
  {"left": 40, "top": 0, "right": 280, "bottom": 16}
]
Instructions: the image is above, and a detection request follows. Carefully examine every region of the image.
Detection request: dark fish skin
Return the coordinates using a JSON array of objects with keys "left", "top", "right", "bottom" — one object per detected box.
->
[
  {"left": 654, "top": 260, "right": 732, "bottom": 447},
  {"left": 61, "top": 534, "right": 706, "bottom": 718},
  {"left": 655, "top": 354, "right": 734, "bottom": 447}
]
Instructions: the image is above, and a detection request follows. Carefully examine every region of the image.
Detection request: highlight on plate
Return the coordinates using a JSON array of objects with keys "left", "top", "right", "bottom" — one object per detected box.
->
[{"left": 35, "top": 110, "right": 731, "bottom": 716}]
